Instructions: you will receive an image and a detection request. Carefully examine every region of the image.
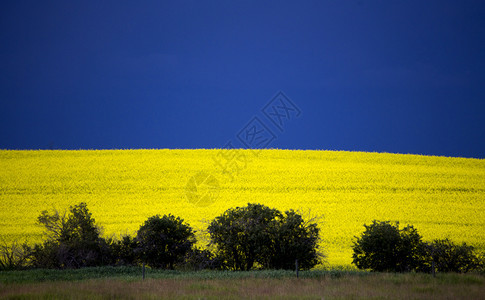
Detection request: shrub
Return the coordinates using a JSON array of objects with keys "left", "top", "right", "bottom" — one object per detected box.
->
[
  {"left": 181, "top": 247, "right": 223, "bottom": 271},
  {"left": 476, "top": 252, "right": 485, "bottom": 274},
  {"left": 352, "top": 221, "right": 484, "bottom": 274},
  {"left": 352, "top": 220, "right": 424, "bottom": 272},
  {"left": 208, "top": 203, "right": 279, "bottom": 271},
  {"left": 263, "top": 210, "right": 321, "bottom": 270},
  {"left": 30, "top": 202, "right": 112, "bottom": 269},
  {"left": 0, "top": 240, "right": 30, "bottom": 270},
  {"left": 136, "top": 214, "right": 195, "bottom": 269},
  {"left": 427, "top": 238, "right": 478, "bottom": 273},
  {"left": 108, "top": 235, "right": 139, "bottom": 266},
  {"left": 208, "top": 203, "right": 322, "bottom": 271}
]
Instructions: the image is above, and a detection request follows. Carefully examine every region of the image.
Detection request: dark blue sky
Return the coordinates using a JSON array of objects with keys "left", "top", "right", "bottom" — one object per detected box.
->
[{"left": 1, "top": 1, "right": 484, "bottom": 158}]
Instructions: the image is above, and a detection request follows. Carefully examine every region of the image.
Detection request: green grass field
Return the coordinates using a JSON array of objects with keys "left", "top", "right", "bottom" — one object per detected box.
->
[{"left": 0, "top": 267, "right": 484, "bottom": 299}]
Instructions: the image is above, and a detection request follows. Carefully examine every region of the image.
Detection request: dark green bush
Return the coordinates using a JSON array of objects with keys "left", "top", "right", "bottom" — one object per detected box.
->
[
  {"left": 181, "top": 247, "right": 223, "bottom": 271},
  {"left": 352, "top": 220, "right": 424, "bottom": 272},
  {"left": 263, "top": 210, "right": 321, "bottom": 270},
  {"left": 136, "top": 214, "right": 195, "bottom": 269},
  {"left": 427, "top": 238, "right": 478, "bottom": 273},
  {"left": 30, "top": 202, "right": 112, "bottom": 269},
  {"left": 352, "top": 221, "right": 483, "bottom": 274},
  {"left": 208, "top": 203, "right": 322, "bottom": 271},
  {"left": 0, "top": 240, "right": 30, "bottom": 270},
  {"left": 108, "top": 235, "right": 139, "bottom": 266}
]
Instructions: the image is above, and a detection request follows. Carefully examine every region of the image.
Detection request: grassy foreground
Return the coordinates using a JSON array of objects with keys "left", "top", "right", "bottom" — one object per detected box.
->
[
  {"left": 0, "top": 268, "right": 484, "bottom": 299},
  {"left": 1, "top": 149, "right": 484, "bottom": 266}
]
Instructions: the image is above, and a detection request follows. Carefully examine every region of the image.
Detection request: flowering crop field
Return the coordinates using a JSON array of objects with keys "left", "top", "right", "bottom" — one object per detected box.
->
[{"left": 1, "top": 149, "right": 484, "bottom": 267}]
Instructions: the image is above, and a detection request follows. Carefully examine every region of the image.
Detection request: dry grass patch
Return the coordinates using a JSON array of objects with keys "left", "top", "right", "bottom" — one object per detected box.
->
[{"left": 0, "top": 273, "right": 484, "bottom": 299}]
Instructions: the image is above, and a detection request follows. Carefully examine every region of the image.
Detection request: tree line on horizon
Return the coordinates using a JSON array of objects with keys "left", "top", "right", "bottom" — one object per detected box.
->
[
  {"left": 0, "top": 202, "right": 321, "bottom": 271},
  {"left": 0, "top": 202, "right": 483, "bottom": 274}
]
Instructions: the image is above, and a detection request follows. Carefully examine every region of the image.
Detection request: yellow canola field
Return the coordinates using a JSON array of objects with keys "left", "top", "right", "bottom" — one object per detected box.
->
[{"left": 0, "top": 149, "right": 484, "bottom": 267}]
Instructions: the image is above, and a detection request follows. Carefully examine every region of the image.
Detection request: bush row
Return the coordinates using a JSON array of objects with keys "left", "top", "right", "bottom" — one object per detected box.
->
[
  {"left": 0, "top": 203, "right": 322, "bottom": 271},
  {"left": 352, "top": 220, "right": 485, "bottom": 273},
  {"left": 1, "top": 203, "right": 483, "bottom": 274}
]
